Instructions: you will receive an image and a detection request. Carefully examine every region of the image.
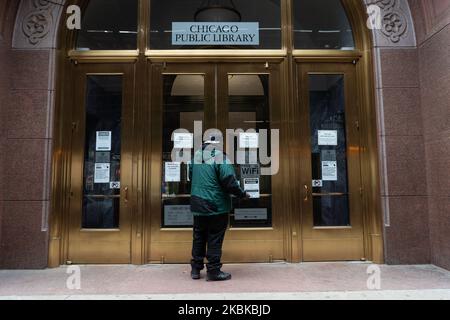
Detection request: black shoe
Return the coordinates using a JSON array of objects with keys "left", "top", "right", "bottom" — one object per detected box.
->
[
  {"left": 191, "top": 269, "right": 201, "bottom": 280},
  {"left": 206, "top": 271, "right": 232, "bottom": 282}
]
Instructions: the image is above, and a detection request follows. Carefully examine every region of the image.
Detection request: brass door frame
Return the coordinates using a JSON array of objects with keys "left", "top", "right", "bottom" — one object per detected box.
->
[
  {"left": 296, "top": 62, "right": 365, "bottom": 261},
  {"left": 67, "top": 63, "right": 135, "bottom": 264},
  {"left": 146, "top": 62, "right": 286, "bottom": 263},
  {"left": 49, "top": 0, "right": 385, "bottom": 267}
]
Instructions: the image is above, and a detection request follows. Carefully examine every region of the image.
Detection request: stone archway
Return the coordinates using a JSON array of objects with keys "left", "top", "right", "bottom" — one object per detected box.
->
[{"left": 1, "top": 0, "right": 431, "bottom": 268}]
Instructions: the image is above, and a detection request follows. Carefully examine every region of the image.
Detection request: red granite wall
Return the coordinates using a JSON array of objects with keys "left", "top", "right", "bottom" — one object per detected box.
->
[
  {"left": 0, "top": 0, "right": 18, "bottom": 268},
  {"left": 0, "top": 0, "right": 50, "bottom": 269},
  {"left": 409, "top": 0, "right": 450, "bottom": 270},
  {"left": 377, "top": 44, "right": 432, "bottom": 264}
]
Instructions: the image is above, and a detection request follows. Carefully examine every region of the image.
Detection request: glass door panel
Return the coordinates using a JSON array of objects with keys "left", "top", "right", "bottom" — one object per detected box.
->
[
  {"left": 309, "top": 74, "right": 350, "bottom": 227},
  {"left": 226, "top": 74, "right": 273, "bottom": 228},
  {"left": 82, "top": 75, "right": 122, "bottom": 229},
  {"left": 161, "top": 74, "right": 205, "bottom": 228}
]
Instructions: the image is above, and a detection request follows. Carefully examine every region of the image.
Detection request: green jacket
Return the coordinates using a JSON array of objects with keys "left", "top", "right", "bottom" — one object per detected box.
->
[{"left": 189, "top": 145, "right": 246, "bottom": 216}]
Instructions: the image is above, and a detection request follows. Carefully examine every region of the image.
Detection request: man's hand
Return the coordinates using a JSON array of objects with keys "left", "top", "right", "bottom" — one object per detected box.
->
[{"left": 244, "top": 192, "right": 252, "bottom": 199}]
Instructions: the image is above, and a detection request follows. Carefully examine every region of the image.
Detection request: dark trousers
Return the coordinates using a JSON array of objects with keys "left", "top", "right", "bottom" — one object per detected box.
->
[{"left": 191, "top": 214, "right": 229, "bottom": 273}]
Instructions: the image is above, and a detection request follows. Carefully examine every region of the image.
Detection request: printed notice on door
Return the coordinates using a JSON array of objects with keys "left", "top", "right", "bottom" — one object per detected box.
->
[
  {"left": 96, "top": 131, "right": 112, "bottom": 151},
  {"left": 173, "top": 133, "right": 194, "bottom": 149},
  {"left": 322, "top": 161, "right": 338, "bottom": 181},
  {"left": 94, "top": 163, "right": 110, "bottom": 184},
  {"left": 165, "top": 162, "right": 181, "bottom": 182},
  {"left": 318, "top": 130, "right": 338, "bottom": 146},
  {"left": 243, "top": 178, "right": 260, "bottom": 199},
  {"left": 239, "top": 132, "right": 259, "bottom": 149}
]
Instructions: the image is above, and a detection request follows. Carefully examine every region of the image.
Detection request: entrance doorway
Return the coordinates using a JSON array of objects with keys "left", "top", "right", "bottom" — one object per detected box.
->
[
  {"left": 53, "top": 0, "right": 384, "bottom": 267},
  {"left": 147, "top": 62, "right": 285, "bottom": 263}
]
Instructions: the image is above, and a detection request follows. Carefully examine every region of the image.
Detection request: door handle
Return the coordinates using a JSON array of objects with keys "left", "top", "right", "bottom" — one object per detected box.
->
[
  {"left": 124, "top": 187, "right": 129, "bottom": 203},
  {"left": 303, "top": 185, "right": 309, "bottom": 202}
]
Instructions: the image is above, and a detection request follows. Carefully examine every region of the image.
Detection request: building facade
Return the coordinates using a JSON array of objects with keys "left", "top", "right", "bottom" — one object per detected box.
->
[{"left": 0, "top": 0, "right": 449, "bottom": 270}]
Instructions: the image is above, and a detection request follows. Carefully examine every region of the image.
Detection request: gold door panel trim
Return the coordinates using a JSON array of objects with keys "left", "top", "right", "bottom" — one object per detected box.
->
[
  {"left": 146, "top": 49, "right": 288, "bottom": 58},
  {"left": 149, "top": 240, "right": 284, "bottom": 264},
  {"left": 68, "top": 240, "right": 132, "bottom": 264},
  {"left": 303, "top": 238, "right": 365, "bottom": 262}
]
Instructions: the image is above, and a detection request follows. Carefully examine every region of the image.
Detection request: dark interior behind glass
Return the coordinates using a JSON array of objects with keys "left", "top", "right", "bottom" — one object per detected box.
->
[
  {"left": 309, "top": 74, "right": 351, "bottom": 227},
  {"left": 76, "top": 0, "right": 138, "bottom": 50},
  {"left": 82, "top": 76, "right": 123, "bottom": 229},
  {"left": 150, "top": 0, "right": 282, "bottom": 49},
  {"left": 293, "top": 0, "right": 355, "bottom": 49}
]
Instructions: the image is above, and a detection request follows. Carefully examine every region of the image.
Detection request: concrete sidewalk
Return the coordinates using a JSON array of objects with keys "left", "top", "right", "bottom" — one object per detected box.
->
[{"left": 1, "top": 263, "right": 450, "bottom": 300}]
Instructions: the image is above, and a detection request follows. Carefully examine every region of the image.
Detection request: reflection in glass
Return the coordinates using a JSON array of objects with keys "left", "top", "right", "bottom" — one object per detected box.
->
[
  {"left": 309, "top": 75, "right": 350, "bottom": 227},
  {"left": 293, "top": 0, "right": 355, "bottom": 50},
  {"left": 76, "top": 0, "right": 138, "bottom": 50},
  {"left": 162, "top": 75, "right": 205, "bottom": 228},
  {"left": 82, "top": 76, "right": 123, "bottom": 229},
  {"left": 195, "top": 0, "right": 242, "bottom": 22},
  {"left": 228, "top": 75, "right": 273, "bottom": 228},
  {"left": 150, "top": 0, "right": 281, "bottom": 49}
]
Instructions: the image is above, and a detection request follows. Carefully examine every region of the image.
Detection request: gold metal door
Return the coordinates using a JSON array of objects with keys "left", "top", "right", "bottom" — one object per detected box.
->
[
  {"left": 297, "top": 62, "right": 365, "bottom": 261},
  {"left": 217, "top": 63, "right": 285, "bottom": 262},
  {"left": 67, "top": 63, "right": 135, "bottom": 264},
  {"left": 147, "top": 62, "right": 285, "bottom": 263},
  {"left": 147, "top": 63, "right": 215, "bottom": 263}
]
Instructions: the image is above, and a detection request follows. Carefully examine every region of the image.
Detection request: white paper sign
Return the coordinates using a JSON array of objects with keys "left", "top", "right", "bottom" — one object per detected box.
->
[
  {"left": 318, "top": 130, "right": 338, "bottom": 146},
  {"left": 322, "top": 161, "right": 338, "bottom": 181},
  {"left": 173, "top": 133, "right": 194, "bottom": 149},
  {"left": 110, "top": 181, "right": 121, "bottom": 189},
  {"left": 94, "top": 163, "right": 110, "bottom": 184},
  {"left": 234, "top": 208, "right": 268, "bottom": 221},
  {"left": 243, "top": 178, "right": 260, "bottom": 199},
  {"left": 96, "top": 131, "right": 112, "bottom": 151},
  {"left": 239, "top": 133, "right": 259, "bottom": 149},
  {"left": 164, "top": 205, "right": 193, "bottom": 226},
  {"left": 312, "top": 180, "right": 323, "bottom": 187},
  {"left": 165, "top": 162, "right": 181, "bottom": 182}
]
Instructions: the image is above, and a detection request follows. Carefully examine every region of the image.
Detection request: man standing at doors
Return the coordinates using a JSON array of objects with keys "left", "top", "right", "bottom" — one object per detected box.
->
[{"left": 189, "top": 137, "right": 249, "bottom": 281}]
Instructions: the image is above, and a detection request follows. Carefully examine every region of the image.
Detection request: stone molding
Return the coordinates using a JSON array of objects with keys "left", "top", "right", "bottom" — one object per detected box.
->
[{"left": 365, "top": 0, "right": 416, "bottom": 47}]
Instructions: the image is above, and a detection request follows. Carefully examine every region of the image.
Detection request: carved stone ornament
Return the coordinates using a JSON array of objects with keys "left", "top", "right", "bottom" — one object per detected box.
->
[
  {"left": 365, "top": 0, "right": 413, "bottom": 45},
  {"left": 13, "top": 0, "right": 65, "bottom": 49},
  {"left": 22, "top": 0, "right": 53, "bottom": 45}
]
